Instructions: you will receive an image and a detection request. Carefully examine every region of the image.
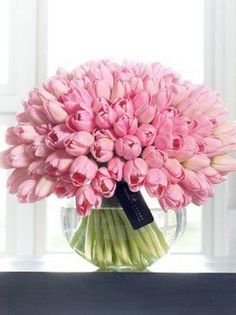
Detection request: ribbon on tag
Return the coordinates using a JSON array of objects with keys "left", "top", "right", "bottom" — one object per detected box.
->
[{"left": 115, "top": 181, "right": 154, "bottom": 230}]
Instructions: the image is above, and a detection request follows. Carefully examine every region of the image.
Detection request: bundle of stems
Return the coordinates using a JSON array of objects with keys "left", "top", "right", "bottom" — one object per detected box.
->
[{"left": 70, "top": 208, "right": 169, "bottom": 271}]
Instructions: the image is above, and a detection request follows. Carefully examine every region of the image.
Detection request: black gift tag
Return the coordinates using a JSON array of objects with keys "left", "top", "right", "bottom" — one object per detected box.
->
[{"left": 115, "top": 181, "right": 154, "bottom": 230}]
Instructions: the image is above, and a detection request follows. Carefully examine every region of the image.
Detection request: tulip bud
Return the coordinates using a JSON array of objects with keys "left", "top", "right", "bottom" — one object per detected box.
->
[
  {"left": 43, "top": 100, "right": 68, "bottom": 123},
  {"left": 115, "top": 135, "right": 142, "bottom": 160},
  {"left": 211, "top": 155, "right": 236, "bottom": 174},
  {"left": 182, "top": 155, "right": 210, "bottom": 171}
]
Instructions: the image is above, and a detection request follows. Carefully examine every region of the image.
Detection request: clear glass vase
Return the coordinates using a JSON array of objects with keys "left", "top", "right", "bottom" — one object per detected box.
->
[{"left": 61, "top": 195, "right": 186, "bottom": 272}]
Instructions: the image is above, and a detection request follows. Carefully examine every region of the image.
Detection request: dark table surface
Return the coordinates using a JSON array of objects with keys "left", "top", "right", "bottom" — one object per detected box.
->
[{"left": 1, "top": 272, "right": 236, "bottom": 315}]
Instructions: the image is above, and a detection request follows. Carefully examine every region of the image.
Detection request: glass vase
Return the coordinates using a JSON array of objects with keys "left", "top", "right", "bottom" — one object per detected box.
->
[{"left": 61, "top": 195, "right": 186, "bottom": 272}]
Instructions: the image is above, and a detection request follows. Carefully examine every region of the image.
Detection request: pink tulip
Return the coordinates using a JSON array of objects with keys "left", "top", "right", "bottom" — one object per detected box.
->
[
  {"left": 76, "top": 185, "right": 102, "bottom": 216},
  {"left": 113, "top": 98, "right": 134, "bottom": 117},
  {"left": 203, "top": 137, "right": 222, "bottom": 156},
  {"left": 183, "top": 155, "right": 210, "bottom": 171},
  {"left": 30, "top": 136, "right": 52, "bottom": 158},
  {"left": 123, "top": 158, "right": 148, "bottom": 192},
  {"left": 182, "top": 169, "right": 211, "bottom": 193},
  {"left": 93, "top": 128, "right": 117, "bottom": 141},
  {"left": 168, "top": 136, "right": 199, "bottom": 161},
  {"left": 45, "top": 149, "right": 74, "bottom": 176},
  {"left": 90, "top": 138, "right": 114, "bottom": 162},
  {"left": 5, "top": 127, "right": 22, "bottom": 145},
  {"left": 133, "top": 91, "right": 156, "bottom": 123},
  {"left": 61, "top": 87, "right": 92, "bottom": 113},
  {"left": 111, "top": 80, "right": 125, "bottom": 100},
  {"left": 115, "top": 135, "right": 142, "bottom": 160},
  {"left": 43, "top": 100, "right": 68, "bottom": 123},
  {"left": 44, "top": 75, "right": 70, "bottom": 98},
  {"left": 28, "top": 159, "right": 46, "bottom": 176},
  {"left": 17, "top": 179, "right": 38, "bottom": 203},
  {"left": 0, "top": 149, "right": 12, "bottom": 169},
  {"left": 7, "top": 168, "right": 29, "bottom": 193},
  {"left": 145, "top": 168, "right": 168, "bottom": 197},
  {"left": 67, "top": 109, "right": 95, "bottom": 133},
  {"left": 45, "top": 125, "right": 71, "bottom": 150},
  {"left": 129, "top": 76, "right": 143, "bottom": 94},
  {"left": 159, "top": 184, "right": 191, "bottom": 211},
  {"left": 200, "top": 166, "right": 225, "bottom": 184},
  {"left": 136, "top": 123, "right": 157, "bottom": 146},
  {"left": 107, "top": 157, "right": 125, "bottom": 181},
  {"left": 95, "top": 80, "right": 111, "bottom": 99},
  {"left": 14, "top": 125, "right": 39, "bottom": 144},
  {"left": 94, "top": 98, "right": 117, "bottom": 129},
  {"left": 9, "top": 144, "right": 33, "bottom": 168},
  {"left": 91, "top": 167, "right": 116, "bottom": 198},
  {"left": 142, "top": 146, "right": 166, "bottom": 168},
  {"left": 213, "top": 121, "right": 236, "bottom": 137},
  {"left": 70, "top": 155, "right": 98, "bottom": 186},
  {"left": 133, "top": 91, "right": 149, "bottom": 112},
  {"left": 54, "top": 180, "right": 77, "bottom": 198},
  {"left": 64, "top": 131, "right": 94, "bottom": 156},
  {"left": 113, "top": 115, "right": 138, "bottom": 137},
  {"left": 211, "top": 155, "right": 236, "bottom": 174},
  {"left": 23, "top": 89, "right": 49, "bottom": 125},
  {"left": 34, "top": 176, "right": 55, "bottom": 199},
  {"left": 163, "top": 158, "right": 184, "bottom": 184}
]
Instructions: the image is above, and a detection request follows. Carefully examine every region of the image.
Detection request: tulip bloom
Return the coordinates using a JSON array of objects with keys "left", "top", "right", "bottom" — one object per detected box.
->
[
  {"left": 111, "top": 80, "right": 125, "bottom": 100},
  {"left": 64, "top": 131, "right": 94, "bottom": 156},
  {"left": 133, "top": 91, "right": 156, "bottom": 124},
  {"left": 45, "top": 125, "right": 71, "bottom": 150},
  {"left": 76, "top": 185, "right": 102, "bottom": 216},
  {"left": 17, "top": 179, "right": 38, "bottom": 203},
  {"left": 136, "top": 123, "right": 157, "bottom": 146},
  {"left": 114, "top": 115, "right": 138, "bottom": 137},
  {"left": 182, "top": 169, "right": 211, "bottom": 193},
  {"left": 14, "top": 125, "right": 39, "bottom": 144},
  {"left": 44, "top": 75, "right": 70, "bottom": 98},
  {"left": 54, "top": 180, "right": 77, "bottom": 198},
  {"left": 67, "top": 109, "right": 95, "bottom": 133},
  {"left": 0, "top": 148, "right": 12, "bottom": 169},
  {"left": 9, "top": 144, "right": 33, "bottom": 168},
  {"left": 46, "top": 149, "right": 74, "bottom": 176},
  {"left": 163, "top": 158, "right": 184, "bottom": 184},
  {"left": 94, "top": 99, "right": 117, "bottom": 129},
  {"left": 91, "top": 167, "right": 116, "bottom": 198},
  {"left": 183, "top": 155, "right": 210, "bottom": 171},
  {"left": 90, "top": 138, "right": 114, "bottom": 162},
  {"left": 211, "top": 155, "right": 236, "bottom": 174},
  {"left": 124, "top": 158, "right": 148, "bottom": 192},
  {"left": 62, "top": 87, "right": 92, "bottom": 113},
  {"left": 107, "top": 157, "right": 125, "bottom": 181},
  {"left": 113, "top": 98, "right": 134, "bottom": 117},
  {"left": 200, "top": 166, "right": 225, "bottom": 184},
  {"left": 142, "top": 146, "right": 167, "bottom": 168},
  {"left": 43, "top": 100, "right": 68, "bottom": 123},
  {"left": 5, "top": 127, "right": 22, "bottom": 145},
  {"left": 145, "top": 168, "right": 168, "bottom": 197},
  {"left": 28, "top": 159, "right": 46, "bottom": 176},
  {"left": 70, "top": 155, "right": 98, "bottom": 186},
  {"left": 93, "top": 128, "right": 117, "bottom": 141},
  {"left": 115, "top": 135, "right": 142, "bottom": 160},
  {"left": 34, "top": 176, "right": 55, "bottom": 200},
  {"left": 7, "top": 168, "right": 29, "bottom": 194},
  {"left": 159, "top": 184, "right": 191, "bottom": 211}
]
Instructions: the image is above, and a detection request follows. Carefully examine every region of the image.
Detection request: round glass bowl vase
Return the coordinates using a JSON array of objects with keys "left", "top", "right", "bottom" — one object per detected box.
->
[{"left": 61, "top": 196, "right": 186, "bottom": 272}]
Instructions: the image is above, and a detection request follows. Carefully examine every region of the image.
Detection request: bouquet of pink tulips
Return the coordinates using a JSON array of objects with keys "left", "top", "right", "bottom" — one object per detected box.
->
[{"left": 1, "top": 60, "right": 236, "bottom": 269}]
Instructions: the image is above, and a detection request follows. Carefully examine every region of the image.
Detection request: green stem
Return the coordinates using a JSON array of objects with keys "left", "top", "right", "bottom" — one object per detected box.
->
[{"left": 101, "top": 211, "right": 113, "bottom": 267}]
